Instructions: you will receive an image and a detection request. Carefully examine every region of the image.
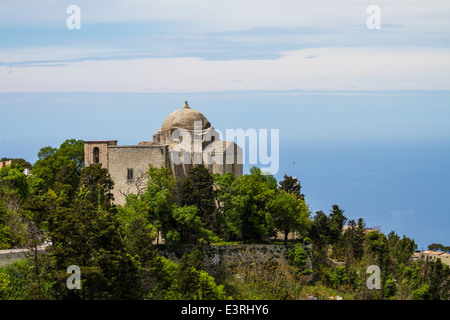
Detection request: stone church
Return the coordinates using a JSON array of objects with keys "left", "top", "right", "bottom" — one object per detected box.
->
[{"left": 84, "top": 101, "right": 242, "bottom": 205}]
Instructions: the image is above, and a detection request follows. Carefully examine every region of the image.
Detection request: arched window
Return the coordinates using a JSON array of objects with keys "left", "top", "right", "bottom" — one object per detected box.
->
[{"left": 93, "top": 147, "right": 100, "bottom": 164}]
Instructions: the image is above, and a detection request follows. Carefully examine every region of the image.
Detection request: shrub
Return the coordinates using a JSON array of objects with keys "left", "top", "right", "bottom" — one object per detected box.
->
[
  {"left": 288, "top": 246, "right": 307, "bottom": 268},
  {"left": 413, "top": 284, "right": 431, "bottom": 300},
  {"left": 384, "top": 279, "right": 397, "bottom": 298},
  {"left": 329, "top": 265, "right": 359, "bottom": 290}
]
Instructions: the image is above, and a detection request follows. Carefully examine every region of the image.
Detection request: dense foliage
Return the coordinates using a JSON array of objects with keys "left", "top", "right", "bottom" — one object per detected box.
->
[{"left": 0, "top": 139, "right": 448, "bottom": 300}]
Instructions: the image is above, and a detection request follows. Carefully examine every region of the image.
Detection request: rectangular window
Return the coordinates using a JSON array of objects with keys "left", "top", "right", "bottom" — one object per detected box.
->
[{"left": 127, "top": 168, "right": 134, "bottom": 181}]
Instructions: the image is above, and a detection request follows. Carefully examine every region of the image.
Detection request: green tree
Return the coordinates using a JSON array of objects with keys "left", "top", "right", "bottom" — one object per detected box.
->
[
  {"left": 180, "top": 164, "right": 216, "bottom": 231},
  {"left": 57, "top": 139, "right": 84, "bottom": 173},
  {"left": 287, "top": 245, "right": 313, "bottom": 276},
  {"left": 308, "top": 210, "right": 330, "bottom": 249},
  {"left": 117, "top": 194, "right": 157, "bottom": 259},
  {"left": 0, "top": 259, "right": 54, "bottom": 299},
  {"left": 329, "top": 265, "right": 358, "bottom": 289},
  {"left": 170, "top": 205, "right": 219, "bottom": 244},
  {"left": 419, "top": 258, "right": 450, "bottom": 300},
  {"left": 143, "top": 255, "right": 179, "bottom": 299},
  {"left": 384, "top": 278, "right": 397, "bottom": 299},
  {"left": 428, "top": 243, "right": 449, "bottom": 253},
  {"left": 413, "top": 284, "right": 432, "bottom": 300},
  {"left": 268, "top": 189, "right": 310, "bottom": 244},
  {"left": 20, "top": 173, "right": 77, "bottom": 256},
  {"left": 32, "top": 139, "right": 84, "bottom": 191},
  {"left": 168, "top": 248, "right": 229, "bottom": 300},
  {"left": 334, "top": 218, "right": 365, "bottom": 264},
  {"left": 361, "top": 230, "right": 388, "bottom": 284},
  {"left": 328, "top": 204, "right": 347, "bottom": 245},
  {"left": 78, "top": 164, "right": 114, "bottom": 210},
  {"left": 383, "top": 231, "right": 416, "bottom": 278},
  {"left": 228, "top": 167, "right": 278, "bottom": 242},
  {"left": 51, "top": 187, "right": 140, "bottom": 299},
  {"left": 212, "top": 172, "right": 236, "bottom": 240},
  {"left": 0, "top": 163, "right": 30, "bottom": 249},
  {"left": 0, "top": 269, "right": 10, "bottom": 299},
  {"left": 0, "top": 202, "right": 11, "bottom": 249},
  {"left": 279, "top": 174, "right": 303, "bottom": 199},
  {"left": 0, "top": 163, "right": 29, "bottom": 211},
  {"left": 309, "top": 205, "right": 347, "bottom": 248},
  {"left": 140, "top": 164, "right": 177, "bottom": 244}
]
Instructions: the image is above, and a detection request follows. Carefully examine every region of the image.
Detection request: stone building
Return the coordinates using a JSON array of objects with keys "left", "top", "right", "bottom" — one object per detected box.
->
[
  {"left": 414, "top": 250, "right": 450, "bottom": 266},
  {"left": 84, "top": 101, "right": 242, "bottom": 205},
  {"left": 0, "top": 160, "right": 12, "bottom": 169}
]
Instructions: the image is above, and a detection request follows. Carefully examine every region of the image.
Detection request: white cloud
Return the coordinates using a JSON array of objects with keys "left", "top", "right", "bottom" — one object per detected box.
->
[
  {"left": 1, "top": 0, "right": 449, "bottom": 32},
  {"left": 0, "top": 46, "right": 122, "bottom": 64},
  {"left": 389, "top": 208, "right": 414, "bottom": 218},
  {"left": 1, "top": 46, "right": 449, "bottom": 92}
]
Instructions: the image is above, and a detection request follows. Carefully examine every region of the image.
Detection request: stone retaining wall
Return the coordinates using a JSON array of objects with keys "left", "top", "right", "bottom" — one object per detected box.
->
[
  {"left": 157, "top": 244, "right": 313, "bottom": 279},
  {"left": 0, "top": 245, "right": 49, "bottom": 267},
  {"left": 0, "top": 249, "right": 27, "bottom": 267}
]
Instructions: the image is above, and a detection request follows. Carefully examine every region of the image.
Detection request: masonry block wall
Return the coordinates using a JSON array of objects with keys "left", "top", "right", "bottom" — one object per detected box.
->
[
  {"left": 158, "top": 244, "right": 313, "bottom": 280},
  {"left": 84, "top": 140, "right": 118, "bottom": 169},
  {"left": 108, "top": 146, "right": 168, "bottom": 205}
]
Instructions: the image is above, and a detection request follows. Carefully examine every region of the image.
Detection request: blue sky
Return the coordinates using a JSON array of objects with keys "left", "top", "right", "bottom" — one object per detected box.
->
[{"left": 0, "top": 1, "right": 449, "bottom": 249}]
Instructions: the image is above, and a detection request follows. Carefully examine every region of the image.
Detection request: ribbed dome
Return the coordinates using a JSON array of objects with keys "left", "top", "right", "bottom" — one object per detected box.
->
[{"left": 160, "top": 101, "right": 211, "bottom": 131}]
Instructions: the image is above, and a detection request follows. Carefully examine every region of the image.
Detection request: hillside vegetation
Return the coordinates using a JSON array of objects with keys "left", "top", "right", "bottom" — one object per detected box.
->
[{"left": 0, "top": 139, "right": 448, "bottom": 300}]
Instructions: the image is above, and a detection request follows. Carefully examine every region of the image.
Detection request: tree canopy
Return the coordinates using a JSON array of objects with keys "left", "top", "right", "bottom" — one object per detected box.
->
[{"left": 0, "top": 139, "right": 448, "bottom": 301}]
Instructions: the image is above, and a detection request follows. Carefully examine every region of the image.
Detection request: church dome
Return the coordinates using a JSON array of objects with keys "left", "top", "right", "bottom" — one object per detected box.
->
[{"left": 160, "top": 101, "right": 211, "bottom": 131}]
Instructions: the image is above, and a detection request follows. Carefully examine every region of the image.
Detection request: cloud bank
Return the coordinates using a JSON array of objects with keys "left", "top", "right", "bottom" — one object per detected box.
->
[{"left": 0, "top": 0, "right": 449, "bottom": 92}]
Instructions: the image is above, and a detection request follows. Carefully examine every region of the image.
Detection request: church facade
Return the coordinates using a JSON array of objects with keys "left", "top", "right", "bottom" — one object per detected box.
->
[{"left": 84, "top": 101, "right": 242, "bottom": 205}]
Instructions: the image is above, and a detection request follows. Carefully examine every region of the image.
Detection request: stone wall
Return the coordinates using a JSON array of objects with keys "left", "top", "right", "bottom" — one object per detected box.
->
[
  {"left": 157, "top": 244, "right": 313, "bottom": 279},
  {"left": 84, "top": 140, "right": 118, "bottom": 170},
  {"left": 0, "top": 249, "right": 26, "bottom": 267},
  {"left": 205, "top": 140, "right": 243, "bottom": 178},
  {"left": 108, "top": 145, "right": 168, "bottom": 205},
  {"left": 0, "top": 245, "right": 49, "bottom": 267}
]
